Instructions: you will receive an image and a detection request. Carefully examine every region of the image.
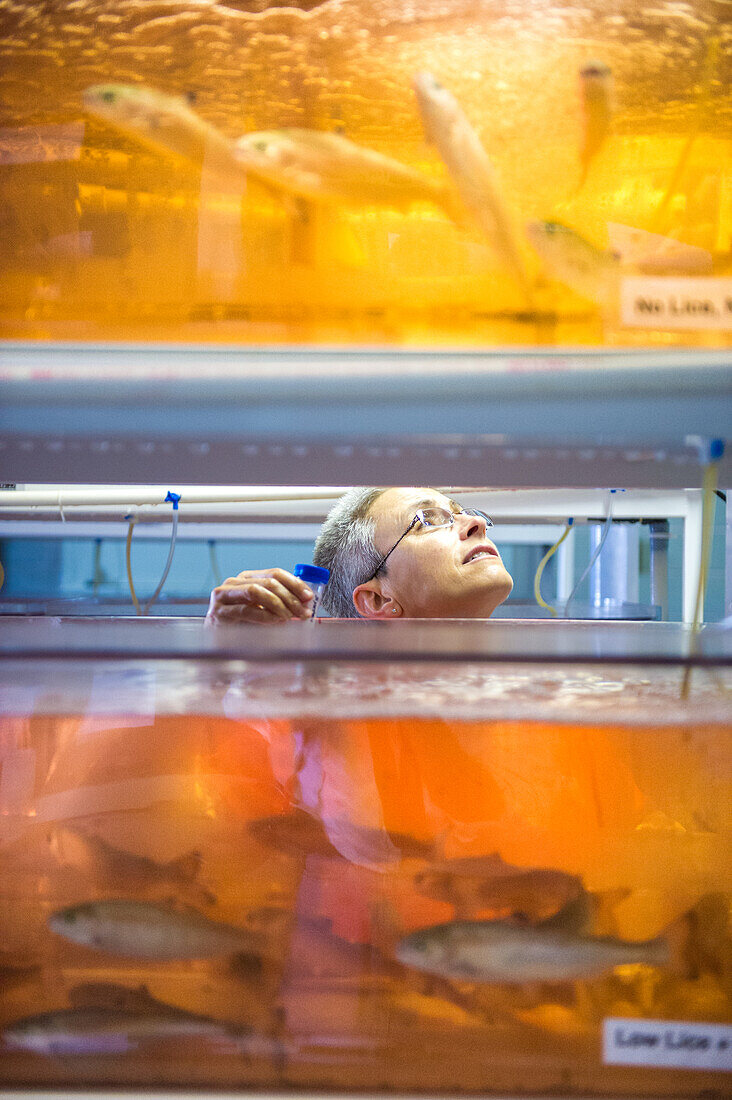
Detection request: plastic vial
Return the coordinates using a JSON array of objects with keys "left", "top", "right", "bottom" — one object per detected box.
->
[{"left": 294, "top": 563, "right": 330, "bottom": 620}]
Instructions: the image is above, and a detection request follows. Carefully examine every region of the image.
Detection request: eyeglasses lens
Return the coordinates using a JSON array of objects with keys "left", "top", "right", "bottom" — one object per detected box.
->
[
  {"left": 464, "top": 508, "right": 494, "bottom": 527},
  {"left": 418, "top": 507, "right": 453, "bottom": 527},
  {"left": 417, "top": 506, "right": 493, "bottom": 528}
]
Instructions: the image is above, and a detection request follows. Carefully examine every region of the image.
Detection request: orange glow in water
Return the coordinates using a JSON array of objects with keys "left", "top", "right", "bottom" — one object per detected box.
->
[{"left": 0, "top": 701, "right": 728, "bottom": 1092}]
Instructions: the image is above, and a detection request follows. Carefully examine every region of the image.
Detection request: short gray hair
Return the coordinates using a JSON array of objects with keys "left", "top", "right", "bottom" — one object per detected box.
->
[{"left": 313, "top": 488, "right": 387, "bottom": 617}]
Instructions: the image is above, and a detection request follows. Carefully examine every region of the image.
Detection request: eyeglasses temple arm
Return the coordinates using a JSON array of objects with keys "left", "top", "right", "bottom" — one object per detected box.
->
[{"left": 370, "top": 514, "right": 420, "bottom": 579}]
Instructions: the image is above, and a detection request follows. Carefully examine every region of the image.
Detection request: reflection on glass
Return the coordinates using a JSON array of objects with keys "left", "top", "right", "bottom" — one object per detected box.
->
[{"left": 0, "top": 655, "right": 730, "bottom": 1090}]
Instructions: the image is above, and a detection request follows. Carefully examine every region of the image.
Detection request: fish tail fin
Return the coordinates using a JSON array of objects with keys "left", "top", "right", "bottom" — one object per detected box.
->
[
  {"left": 665, "top": 893, "right": 727, "bottom": 979},
  {"left": 540, "top": 891, "right": 594, "bottom": 935},
  {"left": 166, "top": 850, "right": 203, "bottom": 882},
  {"left": 646, "top": 908, "right": 697, "bottom": 975}
]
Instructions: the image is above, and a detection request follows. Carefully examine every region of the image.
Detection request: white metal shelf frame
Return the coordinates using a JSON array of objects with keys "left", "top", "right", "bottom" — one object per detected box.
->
[{"left": 0, "top": 486, "right": 709, "bottom": 622}]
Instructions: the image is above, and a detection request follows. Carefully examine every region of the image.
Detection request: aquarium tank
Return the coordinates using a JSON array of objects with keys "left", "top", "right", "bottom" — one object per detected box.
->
[
  {"left": 0, "top": 0, "right": 729, "bottom": 348},
  {"left": 0, "top": 617, "right": 730, "bottom": 1094}
]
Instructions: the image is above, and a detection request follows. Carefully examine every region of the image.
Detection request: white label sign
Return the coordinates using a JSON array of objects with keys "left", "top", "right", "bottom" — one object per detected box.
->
[
  {"left": 603, "top": 1017, "right": 732, "bottom": 1072},
  {"left": 620, "top": 276, "right": 732, "bottom": 330}
]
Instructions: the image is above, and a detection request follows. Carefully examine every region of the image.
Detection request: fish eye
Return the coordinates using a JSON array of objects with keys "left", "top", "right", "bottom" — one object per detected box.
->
[
  {"left": 252, "top": 139, "right": 268, "bottom": 152},
  {"left": 62, "top": 910, "right": 77, "bottom": 923},
  {"left": 101, "top": 90, "right": 115, "bottom": 104}
]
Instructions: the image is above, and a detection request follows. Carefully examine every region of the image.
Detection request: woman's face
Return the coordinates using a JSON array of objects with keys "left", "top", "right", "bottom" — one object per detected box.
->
[{"left": 354, "top": 487, "right": 513, "bottom": 618}]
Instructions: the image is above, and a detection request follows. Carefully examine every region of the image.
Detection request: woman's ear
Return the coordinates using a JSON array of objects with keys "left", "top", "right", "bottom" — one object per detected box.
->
[{"left": 352, "top": 583, "right": 402, "bottom": 619}]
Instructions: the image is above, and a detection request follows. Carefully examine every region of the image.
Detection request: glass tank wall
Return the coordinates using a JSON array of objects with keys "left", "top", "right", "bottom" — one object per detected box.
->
[
  {"left": 0, "top": 619, "right": 730, "bottom": 1094},
  {"left": 0, "top": 0, "right": 730, "bottom": 348}
]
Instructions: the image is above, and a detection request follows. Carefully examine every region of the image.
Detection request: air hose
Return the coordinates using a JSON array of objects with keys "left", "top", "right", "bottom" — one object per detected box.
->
[
  {"left": 533, "top": 519, "right": 573, "bottom": 617},
  {"left": 126, "top": 491, "right": 181, "bottom": 616},
  {"left": 564, "top": 490, "right": 617, "bottom": 618}
]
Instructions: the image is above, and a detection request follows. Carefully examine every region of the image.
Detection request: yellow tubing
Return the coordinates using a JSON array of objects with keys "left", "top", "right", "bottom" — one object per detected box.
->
[{"left": 533, "top": 520, "right": 573, "bottom": 618}]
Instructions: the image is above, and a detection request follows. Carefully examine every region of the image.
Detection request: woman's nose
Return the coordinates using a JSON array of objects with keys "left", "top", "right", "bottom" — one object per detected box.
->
[{"left": 458, "top": 512, "right": 486, "bottom": 538}]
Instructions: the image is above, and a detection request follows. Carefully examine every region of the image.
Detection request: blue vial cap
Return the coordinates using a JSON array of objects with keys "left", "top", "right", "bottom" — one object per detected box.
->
[{"left": 294, "top": 563, "right": 330, "bottom": 585}]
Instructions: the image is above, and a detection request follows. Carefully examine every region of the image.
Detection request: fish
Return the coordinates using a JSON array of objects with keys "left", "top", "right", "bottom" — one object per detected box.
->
[
  {"left": 48, "top": 899, "right": 265, "bottom": 960},
  {"left": 233, "top": 128, "right": 460, "bottom": 217},
  {"left": 395, "top": 917, "right": 669, "bottom": 983},
  {"left": 414, "top": 853, "right": 585, "bottom": 921},
  {"left": 68, "top": 981, "right": 166, "bottom": 1013},
  {"left": 388, "top": 990, "right": 485, "bottom": 1030},
  {"left": 48, "top": 825, "right": 216, "bottom": 905},
  {"left": 2, "top": 1004, "right": 270, "bottom": 1057},
  {"left": 525, "top": 220, "right": 621, "bottom": 309},
  {"left": 248, "top": 809, "right": 341, "bottom": 858},
  {"left": 577, "top": 61, "right": 613, "bottom": 190},
  {"left": 412, "top": 71, "right": 533, "bottom": 307},
  {"left": 528, "top": 219, "right": 720, "bottom": 307},
  {"left": 606, "top": 222, "right": 713, "bottom": 275},
  {"left": 249, "top": 809, "right": 434, "bottom": 865},
  {"left": 82, "top": 83, "right": 243, "bottom": 184},
  {"left": 319, "top": 816, "right": 435, "bottom": 869}
]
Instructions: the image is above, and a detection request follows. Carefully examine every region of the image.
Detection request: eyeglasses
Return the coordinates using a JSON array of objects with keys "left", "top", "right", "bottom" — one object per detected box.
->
[{"left": 364, "top": 504, "right": 493, "bottom": 582}]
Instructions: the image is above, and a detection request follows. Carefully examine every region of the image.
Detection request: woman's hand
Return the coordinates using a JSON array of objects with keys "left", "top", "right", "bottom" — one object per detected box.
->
[{"left": 206, "top": 568, "right": 314, "bottom": 624}]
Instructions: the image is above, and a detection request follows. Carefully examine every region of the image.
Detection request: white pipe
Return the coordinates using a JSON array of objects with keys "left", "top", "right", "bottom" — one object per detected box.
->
[
  {"left": 466, "top": 489, "right": 702, "bottom": 521},
  {"left": 0, "top": 486, "right": 701, "bottom": 517},
  {"left": 0, "top": 486, "right": 348, "bottom": 509},
  {"left": 0, "top": 501, "right": 343, "bottom": 523},
  {"left": 683, "top": 489, "right": 703, "bottom": 626}
]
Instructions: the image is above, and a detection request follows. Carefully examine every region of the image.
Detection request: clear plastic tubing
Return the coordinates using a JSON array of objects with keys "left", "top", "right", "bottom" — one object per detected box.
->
[{"left": 294, "top": 563, "right": 330, "bottom": 620}]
